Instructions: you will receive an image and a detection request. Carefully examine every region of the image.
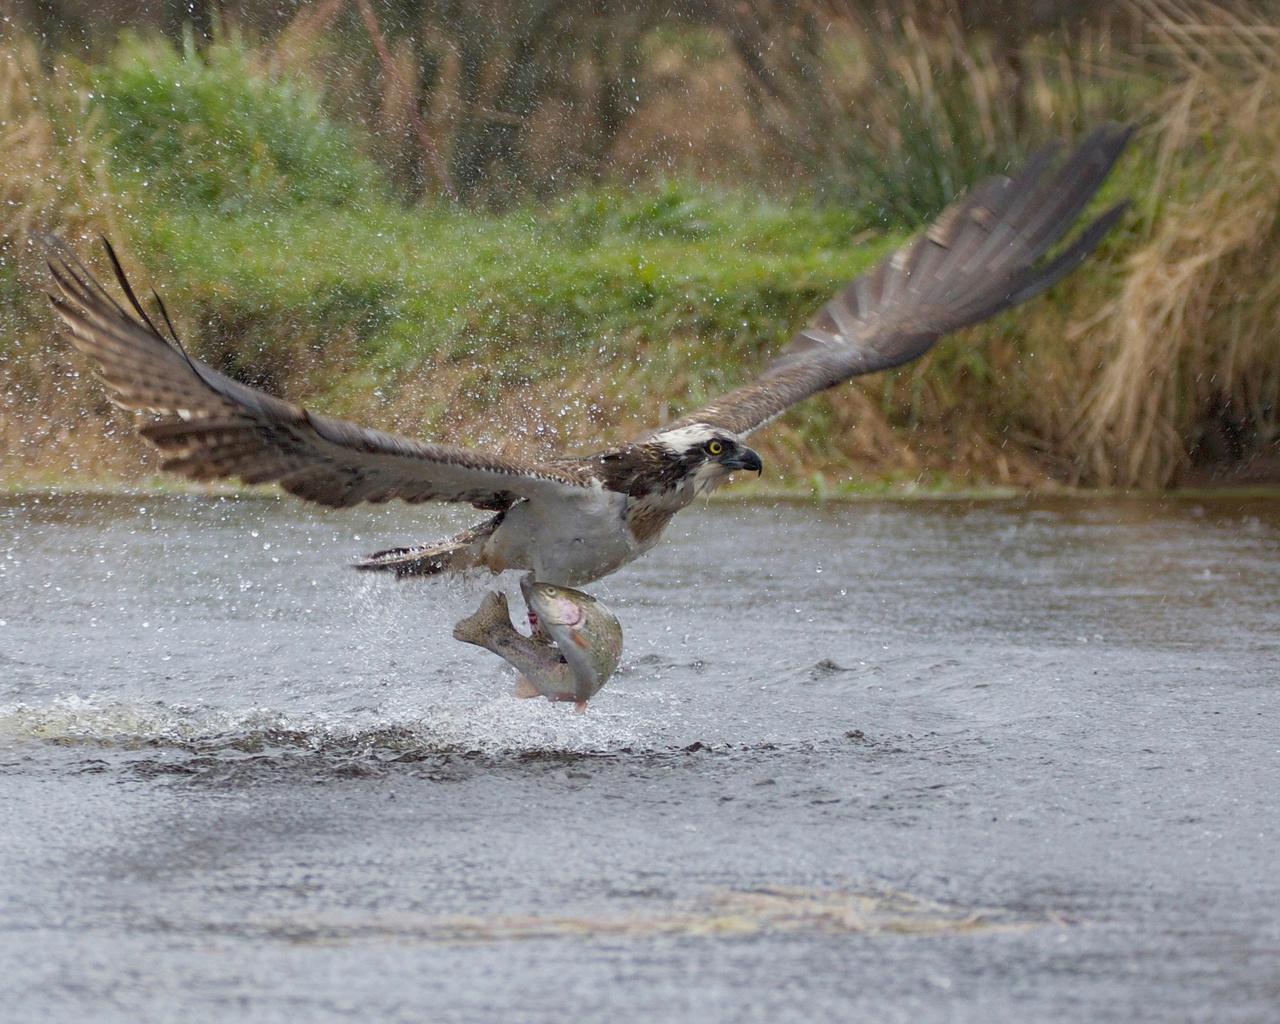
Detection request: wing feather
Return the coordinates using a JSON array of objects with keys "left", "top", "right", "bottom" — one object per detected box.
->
[
  {"left": 664, "top": 123, "right": 1134, "bottom": 439},
  {"left": 43, "top": 238, "right": 592, "bottom": 510}
]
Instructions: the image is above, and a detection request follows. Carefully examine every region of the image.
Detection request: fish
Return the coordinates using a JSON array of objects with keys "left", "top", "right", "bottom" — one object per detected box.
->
[{"left": 452, "top": 580, "right": 623, "bottom": 711}]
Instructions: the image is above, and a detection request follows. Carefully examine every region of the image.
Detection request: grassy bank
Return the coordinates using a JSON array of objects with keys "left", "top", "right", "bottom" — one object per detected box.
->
[{"left": 2, "top": 9, "right": 1279, "bottom": 494}]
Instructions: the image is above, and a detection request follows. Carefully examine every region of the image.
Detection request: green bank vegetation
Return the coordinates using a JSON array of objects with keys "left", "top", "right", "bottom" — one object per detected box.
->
[{"left": 2, "top": 2, "right": 1279, "bottom": 493}]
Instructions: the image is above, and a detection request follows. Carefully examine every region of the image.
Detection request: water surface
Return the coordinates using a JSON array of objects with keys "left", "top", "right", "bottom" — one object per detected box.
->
[{"left": 2, "top": 493, "right": 1278, "bottom": 1022}]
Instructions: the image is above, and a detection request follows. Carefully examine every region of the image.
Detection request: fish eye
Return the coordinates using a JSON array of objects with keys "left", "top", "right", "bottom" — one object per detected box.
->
[{"left": 707, "top": 440, "right": 724, "bottom": 456}]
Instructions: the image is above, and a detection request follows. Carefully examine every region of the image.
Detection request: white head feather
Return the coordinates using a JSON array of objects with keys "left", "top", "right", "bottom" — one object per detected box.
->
[{"left": 650, "top": 423, "right": 723, "bottom": 455}]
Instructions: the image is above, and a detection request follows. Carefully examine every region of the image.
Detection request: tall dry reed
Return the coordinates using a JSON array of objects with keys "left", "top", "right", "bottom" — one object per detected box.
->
[
  {"left": 1077, "top": 0, "right": 1280, "bottom": 486},
  {"left": 0, "top": 36, "right": 147, "bottom": 483}
]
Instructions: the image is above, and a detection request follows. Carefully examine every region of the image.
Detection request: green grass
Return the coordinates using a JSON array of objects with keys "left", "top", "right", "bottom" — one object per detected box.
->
[
  {"left": 127, "top": 184, "right": 896, "bottom": 427},
  {"left": 70, "top": 35, "right": 898, "bottom": 433},
  {"left": 93, "top": 32, "right": 382, "bottom": 213}
]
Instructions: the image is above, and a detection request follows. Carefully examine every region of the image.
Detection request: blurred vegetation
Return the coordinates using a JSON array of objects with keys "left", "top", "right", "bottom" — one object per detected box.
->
[
  {"left": 2, "top": 0, "right": 1279, "bottom": 492},
  {"left": 9, "top": 0, "right": 1144, "bottom": 211},
  {"left": 96, "top": 33, "right": 381, "bottom": 212}
]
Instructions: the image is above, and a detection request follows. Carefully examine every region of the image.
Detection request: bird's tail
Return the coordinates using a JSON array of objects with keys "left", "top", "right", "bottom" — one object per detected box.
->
[{"left": 354, "top": 516, "right": 499, "bottom": 577}]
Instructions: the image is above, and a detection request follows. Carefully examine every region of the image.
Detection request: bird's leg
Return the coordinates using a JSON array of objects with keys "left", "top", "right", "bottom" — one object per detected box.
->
[
  {"left": 527, "top": 607, "right": 555, "bottom": 645},
  {"left": 522, "top": 574, "right": 556, "bottom": 646}
]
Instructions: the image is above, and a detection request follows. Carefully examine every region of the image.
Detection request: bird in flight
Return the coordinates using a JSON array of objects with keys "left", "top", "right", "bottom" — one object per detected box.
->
[{"left": 44, "top": 123, "right": 1131, "bottom": 700}]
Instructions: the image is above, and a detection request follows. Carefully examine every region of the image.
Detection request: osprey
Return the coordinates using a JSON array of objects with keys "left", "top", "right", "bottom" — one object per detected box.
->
[{"left": 43, "top": 124, "right": 1131, "bottom": 697}]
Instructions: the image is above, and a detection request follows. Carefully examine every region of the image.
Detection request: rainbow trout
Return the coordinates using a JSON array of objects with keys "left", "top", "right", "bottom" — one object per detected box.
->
[{"left": 452, "top": 580, "right": 623, "bottom": 711}]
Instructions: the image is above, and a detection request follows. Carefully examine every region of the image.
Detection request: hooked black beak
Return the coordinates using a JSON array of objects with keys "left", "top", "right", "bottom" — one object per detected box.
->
[{"left": 724, "top": 446, "right": 763, "bottom": 475}]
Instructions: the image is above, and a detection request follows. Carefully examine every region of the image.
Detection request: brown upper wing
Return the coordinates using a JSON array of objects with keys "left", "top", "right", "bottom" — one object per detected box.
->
[
  {"left": 44, "top": 239, "right": 593, "bottom": 510},
  {"left": 665, "top": 122, "right": 1134, "bottom": 439}
]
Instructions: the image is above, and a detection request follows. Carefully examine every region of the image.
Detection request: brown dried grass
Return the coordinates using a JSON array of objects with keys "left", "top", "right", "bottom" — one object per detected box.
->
[
  {"left": 0, "top": 37, "right": 153, "bottom": 486},
  {"left": 1077, "top": 0, "right": 1280, "bottom": 486}
]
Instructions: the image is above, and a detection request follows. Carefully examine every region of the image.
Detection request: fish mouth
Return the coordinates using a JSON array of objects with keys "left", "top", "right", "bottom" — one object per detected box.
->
[{"left": 521, "top": 579, "right": 585, "bottom": 628}]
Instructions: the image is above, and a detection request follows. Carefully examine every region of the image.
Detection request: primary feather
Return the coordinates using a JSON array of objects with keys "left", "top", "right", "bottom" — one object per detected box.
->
[{"left": 665, "top": 122, "right": 1133, "bottom": 439}]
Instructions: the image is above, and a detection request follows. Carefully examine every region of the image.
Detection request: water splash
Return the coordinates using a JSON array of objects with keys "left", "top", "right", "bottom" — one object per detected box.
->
[{"left": 0, "top": 687, "right": 672, "bottom": 761}]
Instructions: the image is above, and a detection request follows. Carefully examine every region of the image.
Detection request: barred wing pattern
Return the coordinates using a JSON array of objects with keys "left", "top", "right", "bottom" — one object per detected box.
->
[
  {"left": 44, "top": 241, "right": 592, "bottom": 510},
  {"left": 667, "top": 122, "right": 1133, "bottom": 439}
]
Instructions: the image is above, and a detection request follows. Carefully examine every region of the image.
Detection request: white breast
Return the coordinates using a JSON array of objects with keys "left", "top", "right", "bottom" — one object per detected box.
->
[{"left": 481, "top": 483, "right": 639, "bottom": 587}]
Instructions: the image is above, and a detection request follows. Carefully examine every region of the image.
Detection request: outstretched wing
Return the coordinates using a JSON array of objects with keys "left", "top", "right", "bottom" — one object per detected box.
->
[
  {"left": 664, "top": 122, "right": 1134, "bottom": 439},
  {"left": 44, "top": 239, "right": 592, "bottom": 510}
]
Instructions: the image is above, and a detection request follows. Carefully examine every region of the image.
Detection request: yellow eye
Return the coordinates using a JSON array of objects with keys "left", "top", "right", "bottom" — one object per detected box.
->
[{"left": 708, "top": 440, "right": 724, "bottom": 456}]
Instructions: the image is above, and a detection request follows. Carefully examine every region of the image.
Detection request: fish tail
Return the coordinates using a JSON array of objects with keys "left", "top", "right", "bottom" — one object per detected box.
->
[{"left": 452, "top": 591, "right": 512, "bottom": 647}]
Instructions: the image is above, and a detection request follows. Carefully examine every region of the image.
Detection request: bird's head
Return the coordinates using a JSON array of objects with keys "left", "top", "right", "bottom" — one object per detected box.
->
[{"left": 650, "top": 424, "right": 763, "bottom": 496}]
